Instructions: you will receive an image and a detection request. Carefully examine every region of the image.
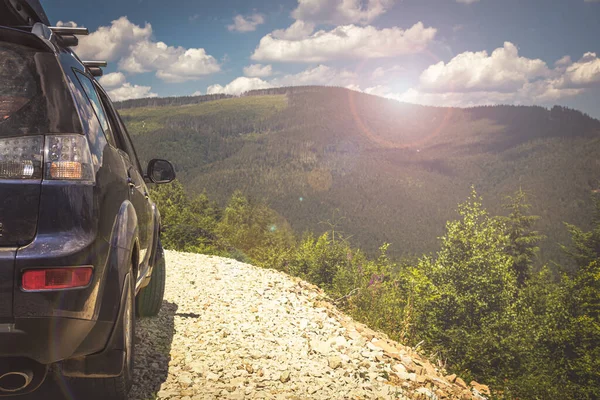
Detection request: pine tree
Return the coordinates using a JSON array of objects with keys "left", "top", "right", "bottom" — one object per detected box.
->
[
  {"left": 414, "top": 189, "right": 518, "bottom": 378},
  {"left": 556, "top": 195, "right": 600, "bottom": 397},
  {"left": 500, "top": 189, "right": 545, "bottom": 285},
  {"left": 562, "top": 195, "right": 600, "bottom": 270}
]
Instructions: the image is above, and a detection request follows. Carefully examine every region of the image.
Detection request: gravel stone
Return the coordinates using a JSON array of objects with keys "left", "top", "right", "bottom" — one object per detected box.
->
[{"left": 126, "top": 251, "right": 485, "bottom": 400}]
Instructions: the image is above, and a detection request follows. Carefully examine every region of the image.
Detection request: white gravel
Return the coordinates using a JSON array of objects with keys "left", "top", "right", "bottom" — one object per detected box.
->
[{"left": 129, "top": 251, "right": 485, "bottom": 400}]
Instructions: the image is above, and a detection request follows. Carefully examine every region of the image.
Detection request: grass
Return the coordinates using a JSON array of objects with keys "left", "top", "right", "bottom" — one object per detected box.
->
[{"left": 120, "top": 95, "right": 288, "bottom": 135}]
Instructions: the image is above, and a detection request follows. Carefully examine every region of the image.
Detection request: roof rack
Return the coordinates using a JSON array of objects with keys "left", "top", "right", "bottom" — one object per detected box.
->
[
  {"left": 0, "top": 0, "right": 107, "bottom": 77},
  {"left": 47, "top": 26, "right": 89, "bottom": 47},
  {"left": 82, "top": 61, "right": 108, "bottom": 68},
  {"left": 82, "top": 61, "right": 108, "bottom": 77},
  {"left": 48, "top": 26, "right": 89, "bottom": 36}
]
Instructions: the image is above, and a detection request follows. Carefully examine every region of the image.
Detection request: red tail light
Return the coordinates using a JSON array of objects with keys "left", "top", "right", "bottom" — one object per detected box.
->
[{"left": 22, "top": 267, "right": 93, "bottom": 291}]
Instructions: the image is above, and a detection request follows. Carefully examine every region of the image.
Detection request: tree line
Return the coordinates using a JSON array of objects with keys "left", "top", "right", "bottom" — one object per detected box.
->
[{"left": 151, "top": 180, "right": 600, "bottom": 399}]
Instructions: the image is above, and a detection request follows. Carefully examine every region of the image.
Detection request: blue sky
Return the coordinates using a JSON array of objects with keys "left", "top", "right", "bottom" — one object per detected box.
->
[{"left": 43, "top": 0, "right": 600, "bottom": 117}]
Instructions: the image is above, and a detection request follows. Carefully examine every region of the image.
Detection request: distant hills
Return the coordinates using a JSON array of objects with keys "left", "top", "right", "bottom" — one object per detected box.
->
[{"left": 118, "top": 86, "right": 600, "bottom": 265}]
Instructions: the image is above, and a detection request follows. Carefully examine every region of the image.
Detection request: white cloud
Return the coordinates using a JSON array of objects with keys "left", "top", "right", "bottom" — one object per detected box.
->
[
  {"left": 271, "top": 65, "right": 358, "bottom": 87},
  {"left": 252, "top": 22, "right": 436, "bottom": 62},
  {"left": 76, "top": 16, "right": 220, "bottom": 82},
  {"left": 56, "top": 21, "right": 78, "bottom": 27},
  {"left": 208, "top": 44, "right": 599, "bottom": 106},
  {"left": 98, "top": 72, "right": 126, "bottom": 88},
  {"left": 396, "top": 81, "right": 585, "bottom": 107},
  {"left": 206, "top": 65, "right": 358, "bottom": 96},
  {"left": 557, "top": 52, "right": 600, "bottom": 88},
  {"left": 371, "top": 65, "right": 404, "bottom": 80},
  {"left": 364, "top": 85, "right": 393, "bottom": 97},
  {"left": 418, "top": 42, "right": 550, "bottom": 93},
  {"left": 227, "top": 13, "right": 265, "bottom": 32},
  {"left": 106, "top": 82, "right": 157, "bottom": 102},
  {"left": 192, "top": 90, "right": 203, "bottom": 96},
  {"left": 118, "top": 43, "right": 220, "bottom": 82},
  {"left": 456, "top": 0, "right": 480, "bottom": 4},
  {"left": 272, "top": 20, "right": 316, "bottom": 40},
  {"left": 291, "top": 0, "right": 395, "bottom": 25},
  {"left": 387, "top": 44, "right": 597, "bottom": 107},
  {"left": 395, "top": 88, "right": 514, "bottom": 107},
  {"left": 75, "top": 16, "right": 152, "bottom": 61},
  {"left": 153, "top": 48, "right": 221, "bottom": 83},
  {"left": 243, "top": 64, "right": 274, "bottom": 77},
  {"left": 207, "top": 77, "right": 273, "bottom": 95},
  {"left": 520, "top": 80, "right": 585, "bottom": 103},
  {"left": 555, "top": 55, "right": 572, "bottom": 67}
]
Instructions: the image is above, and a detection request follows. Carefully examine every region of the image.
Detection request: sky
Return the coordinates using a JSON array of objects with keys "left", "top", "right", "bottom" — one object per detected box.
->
[{"left": 43, "top": 0, "right": 600, "bottom": 118}]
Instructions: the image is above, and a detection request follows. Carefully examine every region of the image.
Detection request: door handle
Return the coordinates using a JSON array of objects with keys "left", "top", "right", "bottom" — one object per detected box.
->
[{"left": 127, "top": 177, "right": 135, "bottom": 188}]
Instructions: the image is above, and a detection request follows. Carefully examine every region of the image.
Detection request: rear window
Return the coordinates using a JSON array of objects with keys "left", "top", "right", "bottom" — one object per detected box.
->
[
  {"left": 0, "top": 40, "right": 80, "bottom": 136},
  {"left": 0, "top": 43, "right": 45, "bottom": 134}
]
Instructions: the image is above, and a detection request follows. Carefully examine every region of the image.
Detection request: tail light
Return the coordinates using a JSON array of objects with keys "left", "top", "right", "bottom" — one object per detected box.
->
[
  {"left": 0, "top": 134, "right": 94, "bottom": 181},
  {"left": 22, "top": 267, "right": 93, "bottom": 291},
  {"left": 44, "top": 135, "right": 94, "bottom": 181},
  {"left": 0, "top": 136, "right": 44, "bottom": 179}
]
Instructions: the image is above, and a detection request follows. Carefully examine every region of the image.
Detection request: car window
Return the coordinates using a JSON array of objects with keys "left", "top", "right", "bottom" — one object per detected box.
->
[
  {"left": 74, "top": 70, "right": 117, "bottom": 147},
  {"left": 95, "top": 84, "right": 144, "bottom": 174},
  {"left": 0, "top": 41, "right": 78, "bottom": 136},
  {"left": 113, "top": 107, "right": 147, "bottom": 172},
  {"left": 0, "top": 44, "right": 37, "bottom": 123}
]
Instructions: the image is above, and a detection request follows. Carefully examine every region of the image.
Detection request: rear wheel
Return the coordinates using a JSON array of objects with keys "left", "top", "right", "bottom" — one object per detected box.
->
[
  {"left": 136, "top": 241, "right": 166, "bottom": 317},
  {"left": 68, "top": 260, "right": 135, "bottom": 400}
]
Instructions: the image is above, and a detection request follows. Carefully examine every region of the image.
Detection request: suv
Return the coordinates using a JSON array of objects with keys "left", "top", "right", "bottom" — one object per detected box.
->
[{"left": 0, "top": 1, "right": 174, "bottom": 398}]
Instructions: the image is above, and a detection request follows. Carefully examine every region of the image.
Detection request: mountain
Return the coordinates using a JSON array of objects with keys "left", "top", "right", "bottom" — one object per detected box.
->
[{"left": 117, "top": 86, "right": 600, "bottom": 264}]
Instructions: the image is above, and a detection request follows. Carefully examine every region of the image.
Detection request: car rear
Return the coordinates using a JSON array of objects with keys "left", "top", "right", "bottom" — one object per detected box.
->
[{"left": 0, "top": 26, "right": 122, "bottom": 396}]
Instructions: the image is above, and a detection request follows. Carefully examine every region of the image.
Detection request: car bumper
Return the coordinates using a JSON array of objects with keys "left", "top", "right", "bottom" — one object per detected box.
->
[
  {"left": 0, "top": 317, "right": 113, "bottom": 365},
  {"left": 0, "top": 233, "right": 120, "bottom": 365}
]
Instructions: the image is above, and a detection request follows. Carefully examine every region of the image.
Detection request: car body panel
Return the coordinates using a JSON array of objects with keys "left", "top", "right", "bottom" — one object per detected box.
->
[
  {"left": 0, "top": 249, "right": 16, "bottom": 320},
  {"left": 0, "top": 181, "right": 42, "bottom": 247},
  {"left": 0, "top": 27, "right": 82, "bottom": 251},
  {"left": 0, "top": 0, "right": 50, "bottom": 27},
  {"left": 0, "top": 20, "right": 167, "bottom": 375}
]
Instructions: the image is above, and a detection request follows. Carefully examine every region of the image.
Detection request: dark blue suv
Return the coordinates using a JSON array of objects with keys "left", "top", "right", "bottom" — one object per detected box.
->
[{"left": 0, "top": 1, "right": 175, "bottom": 398}]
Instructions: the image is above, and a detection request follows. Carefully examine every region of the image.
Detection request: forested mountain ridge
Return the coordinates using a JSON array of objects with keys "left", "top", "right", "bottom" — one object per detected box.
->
[{"left": 117, "top": 86, "right": 600, "bottom": 266}]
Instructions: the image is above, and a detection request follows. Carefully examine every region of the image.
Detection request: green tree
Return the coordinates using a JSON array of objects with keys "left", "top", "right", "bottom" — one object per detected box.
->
[
  {"left": 150, "top": 180, "right": 223, "bottom": 253},
  {"left": 286, "top": 232, "right": 348, "bottom": 289},
  {"left": 500, "top": 189, "right": 545, "bottom": 285},
  {"left": 560, "top": 259, "right": 600, "bottom": 398},
  {"left": 562, "top": 195, "right": 600, "bottom": 269},
  {"left": 217, "top": 191, "right": 294, "bottom": 262},
  {"left": 551, "top": 195, "right": 600, "bottom": 398},
  {"left": 414, "top": 189, "right": 518, "bottom": 379}
]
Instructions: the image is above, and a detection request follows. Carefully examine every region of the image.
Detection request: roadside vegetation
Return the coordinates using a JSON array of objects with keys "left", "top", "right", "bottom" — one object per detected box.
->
[{"left": 151, "top": 180, "right": 600, "bottom": 399}]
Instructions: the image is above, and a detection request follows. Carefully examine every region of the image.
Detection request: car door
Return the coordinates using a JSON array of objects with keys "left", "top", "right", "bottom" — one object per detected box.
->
[{"left": 94, "top": 84, "right": 153, "bottom": 282}]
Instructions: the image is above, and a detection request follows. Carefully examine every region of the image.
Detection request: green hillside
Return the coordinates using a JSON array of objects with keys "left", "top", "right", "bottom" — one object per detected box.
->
[{"left": 119, "top": 86, "right": 600, "bottom": 265}]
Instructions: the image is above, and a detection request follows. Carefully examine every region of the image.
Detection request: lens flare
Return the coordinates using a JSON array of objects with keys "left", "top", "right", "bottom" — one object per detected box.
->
[{"left": 346, "top": 49, "right": 457, "bottom": 150}]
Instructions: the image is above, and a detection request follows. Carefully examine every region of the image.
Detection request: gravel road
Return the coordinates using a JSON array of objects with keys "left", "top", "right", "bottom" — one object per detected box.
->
[
  {"left": 129, "top": 251, "right": 487, "bottom": 400},
  {"left": 21, "top": 251, "right": 488, "bottom": 400}
]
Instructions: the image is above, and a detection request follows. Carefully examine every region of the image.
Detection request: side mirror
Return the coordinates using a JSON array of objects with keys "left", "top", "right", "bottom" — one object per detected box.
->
[{"left": 146, "top": 159, "right": 175, "bottom": 184}]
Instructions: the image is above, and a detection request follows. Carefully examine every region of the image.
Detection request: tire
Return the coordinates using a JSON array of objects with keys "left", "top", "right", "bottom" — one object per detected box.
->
[
  {"left": 68, "top": 260, "right": 135, "bottom": 400},
  {"left": 136, "top": 241, "right": 166, "bottom": 317}
]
